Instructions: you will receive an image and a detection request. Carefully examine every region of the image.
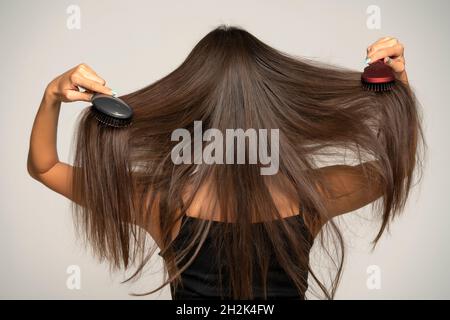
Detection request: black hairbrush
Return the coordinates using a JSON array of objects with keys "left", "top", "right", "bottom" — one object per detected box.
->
[
  {"left": 90, "top": 93, "right": 133, "bottom": 128},
  {"left": 361, "top": 59, "right": 396, "bottom": 92}
]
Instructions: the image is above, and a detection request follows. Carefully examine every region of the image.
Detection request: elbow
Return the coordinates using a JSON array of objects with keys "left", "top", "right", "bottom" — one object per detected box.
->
[
  {"left": 27, "top": 163, "right": 39, "bottom": 181},
  {"left": 26, "top": 154, "right": 40, "bottom": 181}
]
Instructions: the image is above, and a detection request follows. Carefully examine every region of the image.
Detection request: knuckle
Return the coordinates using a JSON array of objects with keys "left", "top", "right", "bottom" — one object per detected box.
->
[
  {"left": 395, "top": 43, "right": 404, "bottom": 53},
  {"left": 77, "top": 63, "right": 90, "bottom": 72},
  {"left": 69, "top": 72, "right": 78, "bottom": 82}
]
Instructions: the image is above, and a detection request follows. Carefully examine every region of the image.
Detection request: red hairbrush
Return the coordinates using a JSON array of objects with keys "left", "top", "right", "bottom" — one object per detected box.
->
[{"left": 361, "top": 59, "right": 396, "bottom": 92}]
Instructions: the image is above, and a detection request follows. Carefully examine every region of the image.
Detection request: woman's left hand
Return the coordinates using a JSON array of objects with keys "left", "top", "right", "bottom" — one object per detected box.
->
[{"left": 365, "top": 37, "right": 408, "bottom": 85}]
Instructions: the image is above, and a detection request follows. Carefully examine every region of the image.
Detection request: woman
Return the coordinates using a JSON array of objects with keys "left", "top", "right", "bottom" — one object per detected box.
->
[{"left": 27, "top": 26, "right": 423, "bottom": 299}]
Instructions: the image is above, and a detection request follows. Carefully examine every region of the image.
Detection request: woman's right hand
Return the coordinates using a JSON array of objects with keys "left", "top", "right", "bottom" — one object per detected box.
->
[{"left": 45, "top": 63, "right": 114, "bottom": 103}]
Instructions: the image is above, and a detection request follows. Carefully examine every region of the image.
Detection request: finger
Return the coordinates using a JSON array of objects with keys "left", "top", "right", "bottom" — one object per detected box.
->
[
  {"left": 75, "top": 63, "right": 95, "bottom": 75},
  {"left": 384, "top": 56, "right": 406, "bottom": 73},
  {"left": 77, "top": 64, "right": 107, "bottom": 85},
  {"left": 367, "top": 38, "right": 398, "bottom": 55},
  {"left": 71, "top": 73, "right": 113, "bottom": 95},
  {"left": 65, "top": 90, "right": 94, "bottom": 102},
  {"left": 367, "top": 36, "right": 394, "bottom": 53},
  {"left": 367, "top": 43, "right": 404, "bottom": 63},
  {"left": 80, "top": 69, "right": 106, "bottom": 86}
]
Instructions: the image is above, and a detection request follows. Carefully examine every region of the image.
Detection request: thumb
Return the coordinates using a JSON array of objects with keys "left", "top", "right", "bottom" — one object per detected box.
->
[{"left": 384, "top": 56, "right": 405, "bottom": 74}]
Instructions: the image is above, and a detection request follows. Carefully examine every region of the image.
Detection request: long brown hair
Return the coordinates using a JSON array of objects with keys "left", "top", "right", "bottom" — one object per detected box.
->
[{"left": 71, "top": 25, "right": 424, "bottom": 299}]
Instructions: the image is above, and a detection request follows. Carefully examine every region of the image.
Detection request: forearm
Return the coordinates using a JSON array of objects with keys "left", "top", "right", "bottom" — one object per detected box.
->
[{"left": 27, "top": 90, "right": 62, "bottom": 176}]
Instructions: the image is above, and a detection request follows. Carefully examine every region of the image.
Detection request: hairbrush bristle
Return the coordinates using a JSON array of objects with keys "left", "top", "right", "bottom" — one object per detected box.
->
[
  {"left": 92, "top": 107, "right": 132, "bottom": 128},
  {"left": 362, "top": 81, "right": 395, "bottom": 92}
]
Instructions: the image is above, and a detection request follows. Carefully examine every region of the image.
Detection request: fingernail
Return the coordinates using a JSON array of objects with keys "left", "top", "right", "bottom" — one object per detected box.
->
[
  {"left": 111, "top": 90, "right": 118, "bottom": 97},
  {"left": 385, "top": 57, "right": 391, "bottom": 64},
  {"left": 364, "top": 57, "right": 371, "bottom": 65}
]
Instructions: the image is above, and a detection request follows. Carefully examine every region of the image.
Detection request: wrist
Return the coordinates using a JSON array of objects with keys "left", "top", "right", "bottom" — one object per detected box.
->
[
  {"left": 396, "top": 70, "right": 409, "bottom": 85},
  {"left": 43, "top": 84, "right": 60, "bottom": 105}
]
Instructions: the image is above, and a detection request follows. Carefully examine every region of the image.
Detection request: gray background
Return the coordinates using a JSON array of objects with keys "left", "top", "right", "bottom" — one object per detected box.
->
[{"left": 1, "top": 0, "right": 449, "bottom": 299}]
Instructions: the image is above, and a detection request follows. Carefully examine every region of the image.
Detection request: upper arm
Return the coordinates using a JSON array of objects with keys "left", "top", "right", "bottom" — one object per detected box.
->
[
  {"left": 28, "top": 161, "right": 78, "bottom": 203},
  {"left": 314, "top": 161, "right": 384, "bottom": 219},
  {"left": 28, "top": 161, "right": 157, "bottom": 236}
]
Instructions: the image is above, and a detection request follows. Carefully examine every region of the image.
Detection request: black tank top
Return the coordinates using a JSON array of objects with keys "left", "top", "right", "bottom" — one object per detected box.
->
[{"left": 158, "top": 212, "right": 313, "bottom": 300}]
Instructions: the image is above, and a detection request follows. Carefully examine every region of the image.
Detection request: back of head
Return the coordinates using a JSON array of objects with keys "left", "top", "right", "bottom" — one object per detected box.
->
[{"left": 71, "top": 25, "right": 424, "bottom": 299}]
